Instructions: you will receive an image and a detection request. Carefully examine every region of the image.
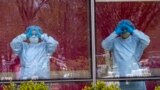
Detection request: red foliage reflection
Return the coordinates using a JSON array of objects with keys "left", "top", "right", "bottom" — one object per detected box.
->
[{"left": 0, "top": 0, "right": 90, "bottom": 74}]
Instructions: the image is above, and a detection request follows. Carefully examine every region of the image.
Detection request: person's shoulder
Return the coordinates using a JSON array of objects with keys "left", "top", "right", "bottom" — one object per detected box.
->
[
  {"left": 20, "top": 42, "right": 29, "bottom": 47},
  {"left": 37, "top": 41, "right": 46, "bottom": 47},
  {"left": 39, "top": 41, "right": 45, "bottom": 44},
  {"left": 131, "top": 34, "right": 139, "bottom": 41},
  {"left": 115, "top": 36, "right": 121, "bottom": 40},
  {"left": 22, "top": 42, "right": 28, "bottom": 45}
]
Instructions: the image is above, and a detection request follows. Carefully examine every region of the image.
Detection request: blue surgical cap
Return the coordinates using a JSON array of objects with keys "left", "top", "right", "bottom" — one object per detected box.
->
[
  {"left": 25, "top": 25, "right": 43, "bottom": 38},
  {"left": 117, "top": 19, "right": 135, "bottom": 30}
]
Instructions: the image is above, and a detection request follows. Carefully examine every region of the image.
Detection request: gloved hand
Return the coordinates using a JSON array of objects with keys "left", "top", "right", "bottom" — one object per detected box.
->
[
  {"left": 25, "top": 25, "right": 43, "bottom": 38},
  {"left": 122, "top": 25, "right": 134, "bottom": 34},
  {"left": 25, "top": 29, "right": 43, "bottom": 38},
  {"left": 36, "top": 30, "right": 43, "bottom": 38},
  {"left": 25, "top": 29, "right": 32, "bottom": 38},
  {"left": 115, "top": 27, "right": 123, "bottom": 35}
]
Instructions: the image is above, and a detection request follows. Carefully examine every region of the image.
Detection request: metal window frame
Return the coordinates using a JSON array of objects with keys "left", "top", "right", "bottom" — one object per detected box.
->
[{"left": 1, "top": 0, "right": 160, "bottom": 86}]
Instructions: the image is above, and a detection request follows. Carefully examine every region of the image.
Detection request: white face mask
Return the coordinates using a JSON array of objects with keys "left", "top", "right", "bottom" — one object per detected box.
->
[{"left": 29, "top": 36, "right": 39, "bottom": 44}]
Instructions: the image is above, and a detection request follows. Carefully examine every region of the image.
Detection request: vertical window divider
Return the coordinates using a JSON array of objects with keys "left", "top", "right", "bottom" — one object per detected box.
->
[{"left": 91, "top": 0, "right": 96, "bottom": 86}]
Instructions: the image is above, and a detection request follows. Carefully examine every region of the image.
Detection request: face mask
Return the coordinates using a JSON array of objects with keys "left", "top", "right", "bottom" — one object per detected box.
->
[
  {"left": 120, "top": 32, "right": 130, "bottom": 39},
  {"left": 29, "top": 36, "right": 39, "bottom": 44}
]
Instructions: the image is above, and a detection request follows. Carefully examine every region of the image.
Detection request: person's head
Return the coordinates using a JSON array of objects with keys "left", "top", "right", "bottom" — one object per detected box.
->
[
  {"left": 117, "top": 19, "right": 135, "bottom": 39},
  {"left": 119, "top": 26, "right": 130, "bottom": 39},
  {"left": 25, "top": 25, "right": 43, "bottom": 44}
]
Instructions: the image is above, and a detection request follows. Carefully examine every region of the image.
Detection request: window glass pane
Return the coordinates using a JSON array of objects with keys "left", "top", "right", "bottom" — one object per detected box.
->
[
  {"left": 0, "top": 0, "right": 91, "bottom": 80},
  {"left": 96, "top": 1, "right": 160, "bottom": 78}
]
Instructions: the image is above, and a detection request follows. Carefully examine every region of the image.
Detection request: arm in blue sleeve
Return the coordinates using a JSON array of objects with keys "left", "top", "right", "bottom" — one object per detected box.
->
[
  {"left": 132, "top": 30, "right": 150, "bottom": 61},
  {"left": 101, "top": 31, "right": 118, "bottom": 51},
  {"left": 133, "top": 29, "right": 150, "bottom": 48},
  {"left": 10, "top": 34, "right": 26, "bottom": 55},
  {"left": 41, "top": 33, "right": 59, "bottom": 55}
]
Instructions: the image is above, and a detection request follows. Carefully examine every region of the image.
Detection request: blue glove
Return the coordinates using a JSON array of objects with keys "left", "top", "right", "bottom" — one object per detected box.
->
[
  {"left": 115, "top": 27, "right": 122, "bottom": 35},
  {"left": 34, "top": 30, "right": 42, "bottom": 38},
  {"left": 122, "top": 25, "right": 134, "bottom": 34},
  {"left": 25, "top": 29, "right": 32, "bottom": 38},
  {"left": 25, "top": 25, "right": 43, "bottom": 38}
]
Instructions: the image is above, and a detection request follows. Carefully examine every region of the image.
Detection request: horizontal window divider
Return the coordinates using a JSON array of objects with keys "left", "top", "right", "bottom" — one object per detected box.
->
[
  {"left": 0, "top": 78, "right": 93, "bottom": 84},
  {"left": 1, "top": 76, "right": 160, "bottom": 84},
  {"left": 97, "top": 76, "right": 160, "bottom": 82}
]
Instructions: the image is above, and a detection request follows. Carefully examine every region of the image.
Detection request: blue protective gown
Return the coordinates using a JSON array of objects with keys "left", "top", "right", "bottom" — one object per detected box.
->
[
  {"left": 10, "top": 34, "right": 58, "bottom": 79},
  {"left": 102, "top": 29, "right": 150, "bottom": 90}
]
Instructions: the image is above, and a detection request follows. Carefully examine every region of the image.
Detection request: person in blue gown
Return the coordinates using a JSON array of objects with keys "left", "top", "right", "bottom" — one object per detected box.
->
[
  {"left": 102, "top": 19, "right": 150, "bottom": 90},
  {"left": 10, "top": 25, "right": 59, "bottom": 79}
]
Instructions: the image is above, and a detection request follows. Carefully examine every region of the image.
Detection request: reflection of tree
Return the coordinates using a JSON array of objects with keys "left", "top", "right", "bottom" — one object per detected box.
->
[
  {"left": 51, "top": 57, "right": 89, "bottom": 71},
  {"left": 120, "top": 2, "right": 160, "bottom": 31},
  {"left": 38, "top": 0, "right": 89, "bottom": 59},
  {"left": 16, "top": 0, "right": 48, "bottom": 25},
  {"left": 96, "top": 2, "right": 160, "bottom": 53}
]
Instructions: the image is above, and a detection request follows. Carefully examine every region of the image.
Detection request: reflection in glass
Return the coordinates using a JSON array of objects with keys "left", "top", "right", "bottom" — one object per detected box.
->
[
  {"left": 0, "top": 0, "right": 91, "bottom": 80},
  {"left": 147, "top": 51, "right": 160, "bottom": 76},
  {"left": 0, "top": 54, "right": 15, "bottom": 80}
]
